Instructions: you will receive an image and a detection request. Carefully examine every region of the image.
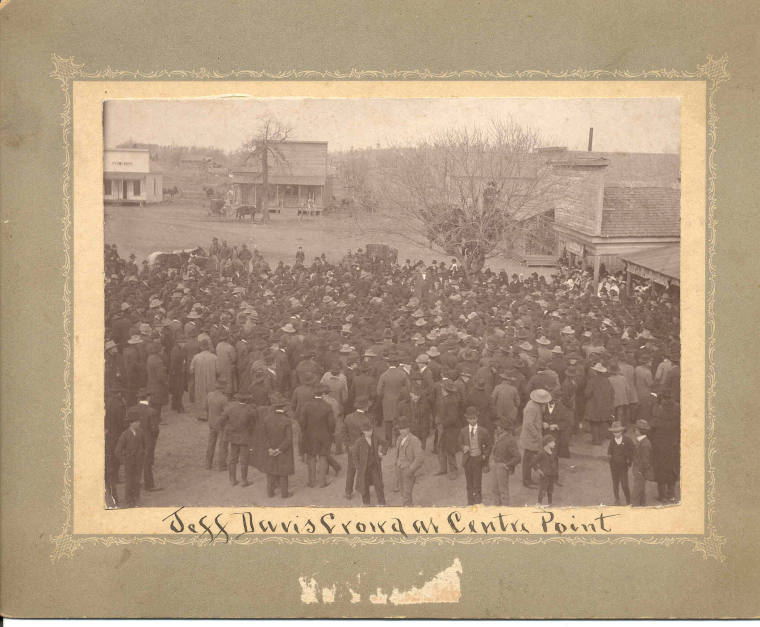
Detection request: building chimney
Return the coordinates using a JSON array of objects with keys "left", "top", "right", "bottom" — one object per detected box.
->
[{"left": 587, "top": 127, "right": 594, "bottom": 152}]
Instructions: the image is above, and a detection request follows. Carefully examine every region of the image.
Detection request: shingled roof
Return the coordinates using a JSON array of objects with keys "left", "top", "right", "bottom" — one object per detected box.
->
[{"left": 601, "top": 187, "right": 680, "bottom": 237}]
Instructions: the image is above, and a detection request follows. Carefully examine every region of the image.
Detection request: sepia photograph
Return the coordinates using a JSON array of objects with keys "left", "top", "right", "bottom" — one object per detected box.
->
[{"left": 102, "top": 96, "right": 681, "bottom": 510}]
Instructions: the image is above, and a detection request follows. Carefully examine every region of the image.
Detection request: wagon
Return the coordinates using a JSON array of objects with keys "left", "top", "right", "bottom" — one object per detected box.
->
[{"left": 365, "top": 243, "right": 398, "bottom": 264}]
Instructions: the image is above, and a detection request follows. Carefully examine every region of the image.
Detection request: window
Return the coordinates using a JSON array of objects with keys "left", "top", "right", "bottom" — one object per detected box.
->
[
  {"left": 104, "top": 179, "right": 111, "bottom": 195},
  {"left": 133, "top": 179, "right": 141, "bottom": 196}
]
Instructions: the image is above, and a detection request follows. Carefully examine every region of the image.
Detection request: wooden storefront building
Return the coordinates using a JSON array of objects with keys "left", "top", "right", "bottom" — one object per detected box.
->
[
  {"left": 103, "top": 148, "right": 163, "bottom": 205},
  {"left": 230, "top": 141, "right": 328, "bottom": 211},
  {"left": 552, "top": 151, "right": 681, "bottom": 282}
]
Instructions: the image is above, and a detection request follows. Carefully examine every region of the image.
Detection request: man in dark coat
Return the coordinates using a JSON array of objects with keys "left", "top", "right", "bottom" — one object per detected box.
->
[
  {"left": 458, "top": 406, "right": 492, "bottom": 505},
  {"left": 436, "top": 379, "right": 462, "bottom": 479},
  {"left": 260, "top": 396, "right": 295, "bottom": 498},
  {"left": 607, "top": 420, "right": 634, "bottom": 505},
  {"left": 351, "top": 416, "right": 388, "bottom": 505},
  {"left": 584, "top": 363, "right": 615, "bottom": 445},
  {"left": 342, "top": 400, "right": 370, "bottom": 499},
  {"left": 114, "top": 413, "right": 146, "bottom": 508},
  {"left": 631, "top": 419, "right": 653, "bottom": 506},
  {"left": 300, "top": 387, "right": 335, "bottom": 487},
  {"left": 219, "top": 392, "right": 258, "bottom": 486},
  {"left": 128, "top": 390, "right": 161, "bottom": 492},
  {"left": 650, "top": 390, "right": 680, "bottom": 503},
  {"left": 168, "top": 335, "right": 186, "bottom": 413},
  {"left": 146, "top": 342, "right": 169, "bottom": 422},
  {"left": 105, "top": 384, "right": 127, "bottom": 507}
]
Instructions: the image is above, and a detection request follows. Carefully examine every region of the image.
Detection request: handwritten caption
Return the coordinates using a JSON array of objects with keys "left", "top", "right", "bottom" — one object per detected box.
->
[{"left": 161, "top": 507, "right": 619, "bottom": 544}]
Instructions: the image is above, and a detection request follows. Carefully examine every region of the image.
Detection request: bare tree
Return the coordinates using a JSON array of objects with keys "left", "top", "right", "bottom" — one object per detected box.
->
[
  {"left": 375, "top": 119, "right": 566, "bottom": 279},
  {"left": 241, "top": 117, "right": 292, "bottom": 222}
]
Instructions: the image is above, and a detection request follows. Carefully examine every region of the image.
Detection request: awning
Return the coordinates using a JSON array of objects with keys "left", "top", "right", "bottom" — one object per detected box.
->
[{"left": 620, "top": 244, "right": 680, "bottom": 287}]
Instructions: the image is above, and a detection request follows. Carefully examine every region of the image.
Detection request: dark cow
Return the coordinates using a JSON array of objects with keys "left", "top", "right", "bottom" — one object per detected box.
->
[{"left": 235, "top": 204, "right": 258, "bottom": 222}]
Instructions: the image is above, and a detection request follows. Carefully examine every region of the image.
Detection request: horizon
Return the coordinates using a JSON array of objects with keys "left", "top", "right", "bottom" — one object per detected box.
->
[{"left": 104, "top": 97, "right": 681, "bottom": 155}]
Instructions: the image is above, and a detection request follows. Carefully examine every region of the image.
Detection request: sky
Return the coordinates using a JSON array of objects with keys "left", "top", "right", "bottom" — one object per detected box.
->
[{"left": 104, "top": 97, "right": 680, "bottom": 154}]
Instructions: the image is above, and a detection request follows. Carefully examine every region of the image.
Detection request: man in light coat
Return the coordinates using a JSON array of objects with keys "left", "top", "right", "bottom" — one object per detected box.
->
[
  {"left": 394, "top": 415, "right": 425, "bottom": 506},
  {"left": 189, "top": 338, "right": 218, "bottom": 422},
  {"left": 519, "top": 388, "right": 551, "bottom": 488}
]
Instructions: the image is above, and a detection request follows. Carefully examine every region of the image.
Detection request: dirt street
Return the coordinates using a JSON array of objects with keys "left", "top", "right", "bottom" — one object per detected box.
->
[{"left": 114, "top": 398, "right": 671, "bottom": 509}]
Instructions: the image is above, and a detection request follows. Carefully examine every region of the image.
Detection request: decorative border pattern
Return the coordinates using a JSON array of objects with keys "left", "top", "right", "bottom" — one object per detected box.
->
[{"left": 49, "top": 55, "right": 729, "bottom": 561}]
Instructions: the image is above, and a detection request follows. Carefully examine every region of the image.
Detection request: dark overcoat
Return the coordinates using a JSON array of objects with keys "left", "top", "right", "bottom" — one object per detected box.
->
[{"left": 259, "top": 409, "right": 295, "bottom": 476}]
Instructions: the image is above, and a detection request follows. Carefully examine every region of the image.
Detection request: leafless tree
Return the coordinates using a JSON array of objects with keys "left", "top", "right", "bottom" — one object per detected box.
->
[
  {"left": 375, "top": 118, "right": 566, "bottom": 279},
  {"left": 241, "top": 117, "right": 292, "bottom": 222}
]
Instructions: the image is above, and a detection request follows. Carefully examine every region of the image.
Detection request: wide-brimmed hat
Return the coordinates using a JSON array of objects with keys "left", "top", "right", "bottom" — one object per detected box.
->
[
  {"left": 281, "top": 323, "right": 296, "bottom": 333},
  {"left": 427, "top": 346, "right": 441, "bottom": 357},
  {"left": 590, "top": 362, "right": 608, "bottom": 373},
  {"left": 536, "top": 335, "right": 551, "bottom": 345},
  {"left": 105, "top": 339, "right": 117, "bottom": 351},
  {"left": 120, "top": 302, "right": 131, "bottom": 311},
  {"left": 634, "top": 419, "right": 651, "bottom": 432},
  {"left": 518, "top": 341, "right": 532, "bottom": 352},
  {"left": 415, "top": 353, "right": 430, "bottom": 364},
  {"left": 127, "top": 334, "right": 142, "bottom": 344},
  {"left": 608, "top": 420, "right": 626, "bottom": 433},
  {"left": 551, "top": 345, "right": 564, "bottom": 354},
  {"left": 529, "top": 389, "right": 552, "bottom": 404},
  {"left": 186, "top": 311, "right": 202, "bottom": 320},
  {"left": 415, "top": 318, "right": 427, "bottom": 327}
]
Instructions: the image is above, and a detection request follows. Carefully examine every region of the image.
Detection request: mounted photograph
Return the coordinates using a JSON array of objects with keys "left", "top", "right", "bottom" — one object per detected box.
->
[{"left": 102, "top": 96, "right": 681, "bottom": 510}]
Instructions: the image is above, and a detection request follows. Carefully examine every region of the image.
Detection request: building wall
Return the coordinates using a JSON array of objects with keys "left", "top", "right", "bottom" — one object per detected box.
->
[
  {"left": 104, "top": 150, "right": 150, "bottom": 173},
  {"left": 553, "top": 166, "right": 606, "bottom": 236}
]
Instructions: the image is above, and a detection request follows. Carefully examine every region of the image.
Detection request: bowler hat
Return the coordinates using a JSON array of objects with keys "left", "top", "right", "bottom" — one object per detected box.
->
[{"left": 464, "top": 406, "right": 478, "bottom": 420}]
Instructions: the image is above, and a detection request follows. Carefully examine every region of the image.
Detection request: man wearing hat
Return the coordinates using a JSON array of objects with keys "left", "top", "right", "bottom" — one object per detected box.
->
[
  {"left": 342, "top": 400, "right": 371, "bottom": 500},
  {"left": 260, "top": 396, "right": 295, "bottom": 498},
  {"left": 492, "top": 371, "right": 521, "bottom": 433},
  {"left": 300, "top": 387, "right": 335, "bottom": 488},
  {"left": 127, "top": 389, "right": 162, "bottom": 492},
  {"left": 351, "top": 415, "right": 387, "bottom": 505},
  {"left": 531, "top": 434, "right": 559, "bottom": 506},
  {"left": 219, "top": 393, "right": 258, "bottom": 487},
  {"left": 145, "top": 342, "right": 169, "bottom": 424},
  {"left": 607, "top": 420, "right": 634, "bottom": 505},
  {"left": 114, "top": 410, "right": 147, "bottom": 508},
  {"left": 490, "top": 423, "right": 522, "bottom": 506},
  {"left": 585, "top": 363, "right": 615, "bottom": 445},
  {"left": 394, "top": 415, "right": 425, "bottom": 506},
  {"left": 123, "top": 334, "right": 143, "bottom": 407},
  {"left": 458, "top": 407, "right": 492, "bottom": 505},
  {"left": 520, "top": 389, "right": 551, "bottom": 488},
  {"left": 631, "top": 419, "right": 653, "bottom": 506},
  {"left": 189, "top": 338, "right": 218, "bottom": 422},
  {"left": 376, "top": 353, "right": 410, "bottom": 444},
  {"left": 435, "top": 378, "right": 463, "bottom": 479}
]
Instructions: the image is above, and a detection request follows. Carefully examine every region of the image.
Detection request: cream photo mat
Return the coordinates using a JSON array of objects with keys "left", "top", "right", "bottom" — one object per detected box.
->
[{"left": 72, "top": 79, "right": 705, "bottom": 536}]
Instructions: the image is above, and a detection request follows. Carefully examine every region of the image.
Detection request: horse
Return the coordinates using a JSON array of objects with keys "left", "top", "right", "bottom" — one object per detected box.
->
[
  {"left": 235, "top": 204, "right": 258, "bottom": 222},
  {"left": 162, "top": 186, "right": 180, "bottom": 201}
]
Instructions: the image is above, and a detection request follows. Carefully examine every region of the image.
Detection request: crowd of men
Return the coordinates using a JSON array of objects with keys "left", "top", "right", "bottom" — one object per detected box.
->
[{"left": 105, "top": 237, "right": 681, "bottom": 509}]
